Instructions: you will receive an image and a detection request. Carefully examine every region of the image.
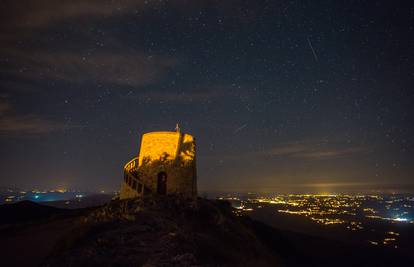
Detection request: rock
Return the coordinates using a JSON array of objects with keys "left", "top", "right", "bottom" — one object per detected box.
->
[{"left": 44, "top": 195, "right": 282, "bottom": 267}]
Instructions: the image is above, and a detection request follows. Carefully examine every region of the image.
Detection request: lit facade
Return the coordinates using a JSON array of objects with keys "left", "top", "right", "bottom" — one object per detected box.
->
[{"left": 120, "top": 129, "right": 197, "bottom": 199}]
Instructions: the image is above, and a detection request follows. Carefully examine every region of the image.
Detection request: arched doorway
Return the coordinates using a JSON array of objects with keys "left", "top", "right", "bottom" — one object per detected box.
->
[{"left": 157, "top": 171, "right": 167, "bottom": 195}]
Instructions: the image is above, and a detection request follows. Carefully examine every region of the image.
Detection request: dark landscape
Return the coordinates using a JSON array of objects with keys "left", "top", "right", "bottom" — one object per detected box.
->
[
  {"left": 1, "top": 0, "right": 414, "bottom": 266},
  {"left": 1, "top": 193, "right": 413, "bottom": 266}
]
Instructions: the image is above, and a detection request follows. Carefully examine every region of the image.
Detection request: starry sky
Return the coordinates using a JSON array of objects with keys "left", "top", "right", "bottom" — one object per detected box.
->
[{"left": 1, "top": 1, "right": 413, "bottom": 193}]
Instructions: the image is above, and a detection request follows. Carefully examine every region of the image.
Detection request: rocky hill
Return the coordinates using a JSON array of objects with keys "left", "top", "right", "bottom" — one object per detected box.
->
[
  {"left": 44, "top": 196, "right": 286, "bottom": 266},
  {"left": 2, "top": 195, "right": 399, "bottom": 267}
]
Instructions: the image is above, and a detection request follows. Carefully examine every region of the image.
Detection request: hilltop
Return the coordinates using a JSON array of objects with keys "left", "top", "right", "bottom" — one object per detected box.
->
[
  {"left": 44, "top": 195, "right": 285, "bottom": 266},
  {"left": 0, "top": 195, "right": 401, "bottom": 267}
]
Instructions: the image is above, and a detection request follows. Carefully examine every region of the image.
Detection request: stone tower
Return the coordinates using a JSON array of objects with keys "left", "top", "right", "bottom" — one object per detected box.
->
[{"left": 120, "top": 128, "right": 197, "bottom": 199}]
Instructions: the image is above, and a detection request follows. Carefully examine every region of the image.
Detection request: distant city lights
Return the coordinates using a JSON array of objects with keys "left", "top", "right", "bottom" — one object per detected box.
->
[
  {"left": 1, "top": 187, "right": 115, "bottom": 204},
  {"left": 219, "top": 193, "right": 414, "bottom": 248},
  {"left": 392, "top": 217, "right": 408, "bottom": 222}
]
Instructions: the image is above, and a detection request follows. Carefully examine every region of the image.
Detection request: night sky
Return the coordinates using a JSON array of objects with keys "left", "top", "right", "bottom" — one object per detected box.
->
[{"left": 1, "top": 1, "right": 413, "bottom": 193}]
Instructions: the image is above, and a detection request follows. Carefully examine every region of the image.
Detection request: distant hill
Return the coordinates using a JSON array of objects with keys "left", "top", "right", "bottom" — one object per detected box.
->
[
  {"left": 41, "top": 193, "right": 114, "bottom": 209},
  {"left": 0, "top": 200, "right": 69, "bottom": 225}
]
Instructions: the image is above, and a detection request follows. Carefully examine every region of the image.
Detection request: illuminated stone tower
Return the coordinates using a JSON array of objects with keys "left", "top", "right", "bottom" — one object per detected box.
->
[{"left": 120, "top": 126, "right": 197, "bottom": 199}]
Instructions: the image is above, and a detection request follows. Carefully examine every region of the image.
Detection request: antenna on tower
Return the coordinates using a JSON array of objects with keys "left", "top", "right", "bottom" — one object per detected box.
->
[{"left": 175, "top": 123, "right": 180, "bottom": 132}]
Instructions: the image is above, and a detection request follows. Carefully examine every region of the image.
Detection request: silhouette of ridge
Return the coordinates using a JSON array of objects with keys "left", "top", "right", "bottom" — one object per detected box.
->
[{"left": 45, "top": 195, "right": 283, "bottom": 266}]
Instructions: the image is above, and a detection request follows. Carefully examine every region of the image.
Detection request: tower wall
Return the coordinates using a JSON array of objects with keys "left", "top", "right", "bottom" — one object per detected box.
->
[
  {"left": 138, "top": 131, "right": 197, "bottom": 197},
  {"left": 138, "top": 132, "right": 182, "bottom": 166},
  {"left": 120, "top": 131, "right": 197, "bottom": 199}
]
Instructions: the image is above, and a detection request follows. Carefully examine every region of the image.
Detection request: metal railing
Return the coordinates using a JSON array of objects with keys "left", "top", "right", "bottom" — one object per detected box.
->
[{"left": 123, "top": 157, "right": 145, "bottom": 195}]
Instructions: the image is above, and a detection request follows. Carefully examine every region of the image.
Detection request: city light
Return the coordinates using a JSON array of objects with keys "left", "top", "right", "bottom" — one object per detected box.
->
[
  {"left": 392, "top": 217, "right": 408, "bottom": 222},
  {"left": 221, "top": 193, "right": 414, "bottom": 248}
]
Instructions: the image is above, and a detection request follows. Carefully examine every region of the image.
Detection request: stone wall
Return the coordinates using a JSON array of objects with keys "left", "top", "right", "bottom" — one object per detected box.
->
[
  {"left": 120, "top": 131, "right": 197, "bottom": 199},
  {"left": 138, "top": 131, "right": 197, "bottom": 197},
  {"left": 120, "top": 181, "right": 139, "bottom": 199},
  {"left": 138, "top": 132, "right": 181, "bottom": 166}
]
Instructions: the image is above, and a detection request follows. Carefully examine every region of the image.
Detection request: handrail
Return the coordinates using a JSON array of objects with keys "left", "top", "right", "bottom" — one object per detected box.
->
[
  {"left": 124, "top": 157, "right": 138, "bottom": 172},
  {"left": 123, "top": 157, "right": 146, "bottom": 195}
]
